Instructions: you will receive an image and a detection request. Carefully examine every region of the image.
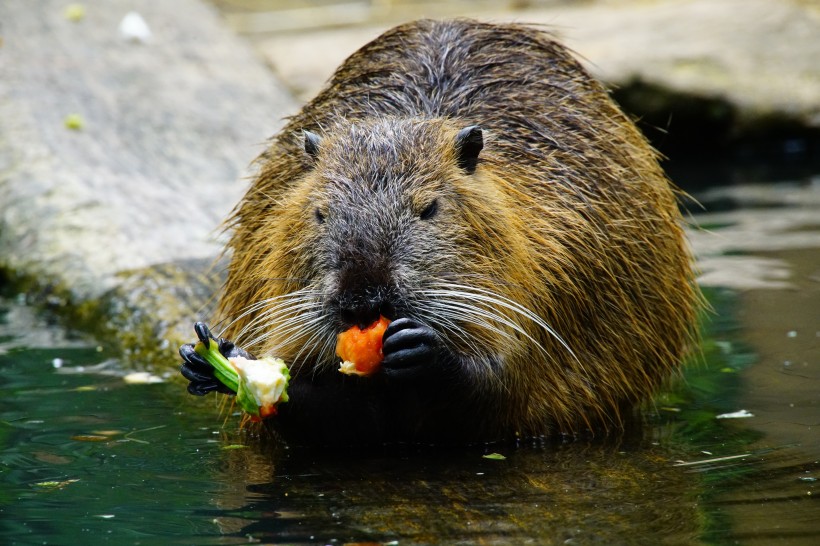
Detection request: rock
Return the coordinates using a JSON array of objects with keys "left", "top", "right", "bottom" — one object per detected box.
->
[
  {"left": 253, "top": 0, "right": 820, "bottom": 140},
  {"left": 0, "top": 0, "right": 296, "bottom": 366},
  {"left": 548, "top": 0, "right": 820, "bottom": 129}
]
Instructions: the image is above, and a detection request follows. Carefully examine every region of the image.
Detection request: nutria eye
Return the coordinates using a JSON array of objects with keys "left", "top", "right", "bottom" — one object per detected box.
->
[
  {"left": 419, "top": 199, "right": 438, "bottom": 220},
  {"left": 314, "top": 208, "right": 326, "bottom": 224}
]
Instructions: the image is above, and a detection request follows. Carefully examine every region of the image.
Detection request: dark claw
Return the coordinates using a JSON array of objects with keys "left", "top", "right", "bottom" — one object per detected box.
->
[
  {"left": 218, "top": 338, "right": 254, "bottom": 360},
  {"left": 179, "top": 343, "right": 220, "bottom": 377},
  {"left": 384, "top": 346, "right": 432, "bottom": 368},
  {"left": 180, "top": 343, "right": 229, "bottom": 395},
  {"left": 194, "top": 321, "right": 215, "bottom": 345},
  {"left": 179, "top": 361, "right": 214, "bottom": 384},
  {"left": 187, "top": 380, "right": 233, "bottom": 396},
  {"left": 382, "top": 321, "right": 437, "bottom": 356},
  {"left": 179, "top": 343, "right": 205, "bottom": 366},
  {"left": 180, "top": 323, "right": 242, "bottom": 397}
]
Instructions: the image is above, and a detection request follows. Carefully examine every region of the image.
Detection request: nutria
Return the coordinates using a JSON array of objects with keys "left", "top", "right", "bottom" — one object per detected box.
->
[{"left": 180, "top": 19, "right": 699, "bottom": 445}]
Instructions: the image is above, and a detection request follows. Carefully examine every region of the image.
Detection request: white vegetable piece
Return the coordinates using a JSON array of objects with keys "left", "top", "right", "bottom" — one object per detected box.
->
[
  {"left": 229, "top": 356, "right": 289, "bottom": 410},
  {"left": 338, "top": 360, "right": 369, "bottom": 376}
]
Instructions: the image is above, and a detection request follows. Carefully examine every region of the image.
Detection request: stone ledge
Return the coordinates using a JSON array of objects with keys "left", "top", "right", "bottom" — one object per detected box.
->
[
  {"left": 253, "top": 0, "right": 820, "bottom": 152},
  {"left": 0, "top": 0, "right": 296, "bottom": 365}
]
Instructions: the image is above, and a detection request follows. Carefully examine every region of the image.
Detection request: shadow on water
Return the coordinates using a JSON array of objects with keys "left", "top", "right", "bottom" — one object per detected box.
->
[{"left": 208, "top": 441, "right": 704, "bottom": 545}]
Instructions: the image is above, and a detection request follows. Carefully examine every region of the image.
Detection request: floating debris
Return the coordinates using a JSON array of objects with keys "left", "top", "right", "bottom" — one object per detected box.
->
[
  {"left": 33, "top": 479, "right": 79, "bottom": 491},
  {"left": 64, "top": 4, "right": 85, "bottom": 22},
  {"left": 482, "top": 453, "right": 506, "bottom": 460},
  {"left": 71, "top": 434, "right": 108, "bottom": 442},
  {"left": 64, "top": 114, "right": 84, "bottom": 131},
  {"left": 74, "top": 385, "right": 97, "bottom": 392},
  {"left": 674, "top": 453, "right": 751, "bottom": 467},
  {"left": 123, "top": 372, "right": 164, "bottom": 384},
  {"left": 716, "top": 409, "right": 754, "bottom": 419},
  {"left": 123, "top": 425, "right": 166, "bottom": 444}
]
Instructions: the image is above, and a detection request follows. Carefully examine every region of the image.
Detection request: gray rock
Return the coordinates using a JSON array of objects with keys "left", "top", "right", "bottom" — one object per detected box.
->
[
  {"left": 254, "top": 0, "right": 820, "bottom": 129},
  {"left": 542, "top": 0, "right": 820, "bottom": 130},
  {"left": 0, "top": 0, "right": 296, "bottom": 365}
]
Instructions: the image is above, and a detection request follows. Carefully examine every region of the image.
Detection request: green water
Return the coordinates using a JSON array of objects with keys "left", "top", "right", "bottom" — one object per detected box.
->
[
  {"left": 2, "top": 276, "right": 817, "bottom": 545},
  {"left": 3, "top": 166, "right": 820, "bottom": 545},
  {"left": 0, "top": 304, "right": 243, "bottom": 545}
]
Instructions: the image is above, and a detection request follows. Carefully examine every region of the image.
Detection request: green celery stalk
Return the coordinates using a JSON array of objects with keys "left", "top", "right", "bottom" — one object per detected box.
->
[
  {"left": 192, "top": 336, "right": 289, "bottom": 420},
  {"left": 193, "top": 338, "right": 239, "bottom": 393}
]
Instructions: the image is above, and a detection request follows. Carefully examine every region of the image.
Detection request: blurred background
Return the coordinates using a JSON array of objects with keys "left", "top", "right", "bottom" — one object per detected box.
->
[
  {"left": 212, "top": 0, "right": 820, "bottom": 168},
  {"left": 1, "top": 1, "right": 818, "bottom": 544}
]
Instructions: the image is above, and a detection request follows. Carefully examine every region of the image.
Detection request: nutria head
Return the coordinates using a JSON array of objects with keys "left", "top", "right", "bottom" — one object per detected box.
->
[
  {"left": 301, "top": 119, "right": 484, "bottom": 329},
  {"left": 220, "top": 118, "right": 532, "bottom": 374}
]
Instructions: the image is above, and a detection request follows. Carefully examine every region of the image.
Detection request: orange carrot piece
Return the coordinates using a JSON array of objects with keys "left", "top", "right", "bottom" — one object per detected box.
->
[{"left": 336, "top": 316, "right": 391, "bottom": 375}]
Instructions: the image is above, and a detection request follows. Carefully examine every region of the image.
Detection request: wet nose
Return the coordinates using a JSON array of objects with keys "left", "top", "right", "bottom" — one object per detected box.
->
[{"left": 340, "top": 303, "right": 381, "bottom": 330}]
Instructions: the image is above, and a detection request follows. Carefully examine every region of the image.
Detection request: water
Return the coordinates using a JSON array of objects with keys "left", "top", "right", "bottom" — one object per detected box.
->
[
  {"left": 1, "top": 171, "right": 819, "bottom": 545},
  {"left": 0, "top": 303, "right": 246, "bottom": 545}
]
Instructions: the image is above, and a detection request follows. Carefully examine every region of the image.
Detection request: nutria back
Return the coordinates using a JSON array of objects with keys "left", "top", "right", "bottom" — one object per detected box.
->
[{"left": 218, "top": 19, "right": 699, "bottom": 444}]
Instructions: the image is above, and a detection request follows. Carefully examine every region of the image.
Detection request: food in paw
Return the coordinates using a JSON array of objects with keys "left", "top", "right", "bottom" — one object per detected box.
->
[
  {"left": 229, "top": 356, "right": 290, "bottom": 420},
  {"left": 192, "top": 328, "right": 289, "bottom": 421},
  {"left": 336, "top": 316, "right": 391, "bottom": 376}
]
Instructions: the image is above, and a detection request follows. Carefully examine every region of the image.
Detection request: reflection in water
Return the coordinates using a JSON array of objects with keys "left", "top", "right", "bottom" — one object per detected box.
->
[
  {"left": 710, "top": 246, "right": 820, "bottom": 546},
  {"left": 1, "top": 175, "right": 819, "bottom": 544},
  {"left": 689, "top": 180, "right": 820, "bottom": 289},
  {"left": 686, "top": 178, "right": 820, "bottom": 546},
  {"left": 211, "top": 437, "right": 707, "bottom": 545},
  {"left": 731, "top": 247, "right": 820, "bottom": 457}
]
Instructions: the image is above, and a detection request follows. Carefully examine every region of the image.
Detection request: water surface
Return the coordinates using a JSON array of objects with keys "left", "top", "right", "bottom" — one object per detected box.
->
[{"left": 2, "top": 171, "right": 819, "bottom": 545}]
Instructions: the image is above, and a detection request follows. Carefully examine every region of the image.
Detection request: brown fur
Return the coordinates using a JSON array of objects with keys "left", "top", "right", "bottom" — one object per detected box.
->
[{"left": 217, "top": 19, "right": 699, "bottom": 443}]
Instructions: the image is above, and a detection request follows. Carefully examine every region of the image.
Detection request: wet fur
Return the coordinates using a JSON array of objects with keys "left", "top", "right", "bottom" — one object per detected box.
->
[{"left": 217, "top": 20, "right": 699, "bottom": 444}]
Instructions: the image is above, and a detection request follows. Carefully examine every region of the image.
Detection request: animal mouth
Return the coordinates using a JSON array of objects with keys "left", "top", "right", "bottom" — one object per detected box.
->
[{"left": 338, "top": 300, "right": 396, "bottom": 331}]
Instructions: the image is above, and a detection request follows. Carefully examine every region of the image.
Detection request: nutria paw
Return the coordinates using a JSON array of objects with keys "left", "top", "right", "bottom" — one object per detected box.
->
[
  {"left": 381, "top": 318, "right": 450, "bottom": 380},
  {"left": 178, "top": 322, "right": 253, "bottom": 396}
]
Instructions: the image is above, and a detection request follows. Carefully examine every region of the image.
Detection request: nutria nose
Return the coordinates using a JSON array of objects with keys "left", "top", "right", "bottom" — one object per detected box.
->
[
  {"left": 339, "top": 299, "right": 396, "bottom": 329},
  {"left": 340, "top": 304, "right": 381, "bottom": 330}
]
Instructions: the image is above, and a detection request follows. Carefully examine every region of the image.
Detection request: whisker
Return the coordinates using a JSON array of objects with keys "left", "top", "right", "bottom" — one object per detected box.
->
[
  {"left": 288, "top": 322, "right": 335, "bottom": 374},
  {"left": 218, "top": 288, "right": 320, "bottom": 338},
  {"left": 316, "top": 324, "right": 341, "bottom": 364},
  {"left": 225, "top": 290, "right": 310, "bottom": 324},
  {"left": 236, "top": 300, "right": 322, "bottom": 345},
  {"left": 422, "top": 294, "right": 547, "bottom": 353},
  {"left": 242, "top": 311, "right": 325, "bottom": 353},
  {"left": 424, "top": 281, "right": 579, "bottom": 364},
  {"left": 422, "top": 300, "right": 522, "bottom": 347},
  {"left": 414, "top": 308, "right": 483, "bottom": 356},
  {"left": 425, "top": 298, "right": 520, "bottom": 332},
  {"left": 258, "top": 312, "right": 326, "bottom": 350}
]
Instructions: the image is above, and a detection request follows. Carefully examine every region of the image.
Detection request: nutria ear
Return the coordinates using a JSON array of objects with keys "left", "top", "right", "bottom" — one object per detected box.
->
[
  {"left": 455, "top": 125, "right": 483, "bottom": 174},
  {"left": 303, "top": 130, "right": 322, "bottom": 159}
]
